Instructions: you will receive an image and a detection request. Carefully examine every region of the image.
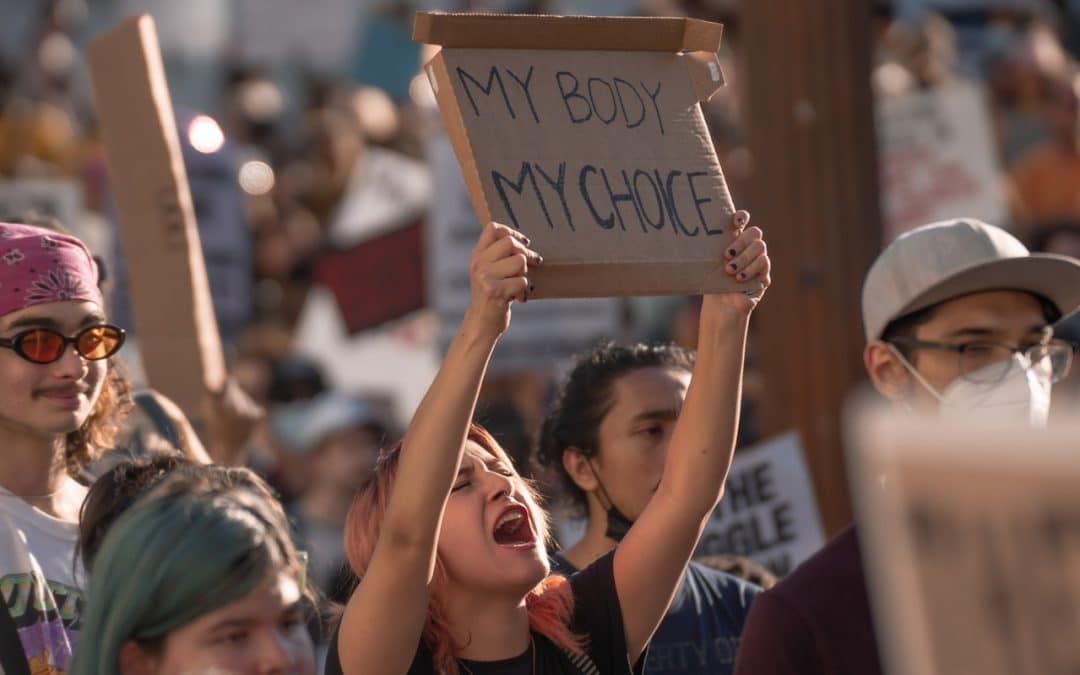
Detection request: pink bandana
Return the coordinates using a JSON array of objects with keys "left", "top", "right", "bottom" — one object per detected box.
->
[{"left": 0, "top": 222, "right": 103, "bottom": 319}]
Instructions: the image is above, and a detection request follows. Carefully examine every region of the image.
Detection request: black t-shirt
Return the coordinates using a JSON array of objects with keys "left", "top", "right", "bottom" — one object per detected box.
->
[
  {"left": 552, "top": 553, "right": 759, "bottom": 675},
  {"left": 324, "top": 550, "right": 643, "bottom": 674}
]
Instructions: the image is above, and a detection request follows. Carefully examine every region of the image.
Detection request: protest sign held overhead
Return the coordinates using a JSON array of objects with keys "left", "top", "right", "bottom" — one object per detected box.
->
[
  {"left": 415, "top": 12, "right": 759, "bottom": 299},
  {"left": 850, "top": 409, "right": 1080, "bottom": 675},
  {"left": 427, "top": 130, "right": 619, "bottom": 375},
  {"left": 88, "top": 15, "right": 226, "bottom": 422}
]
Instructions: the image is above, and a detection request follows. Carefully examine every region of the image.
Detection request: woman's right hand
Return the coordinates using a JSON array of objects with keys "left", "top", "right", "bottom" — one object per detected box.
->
[{"left": 464, "top": 222, "right": 542, "bottom": 338}]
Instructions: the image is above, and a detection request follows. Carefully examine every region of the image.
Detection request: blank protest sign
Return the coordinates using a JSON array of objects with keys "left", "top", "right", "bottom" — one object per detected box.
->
[
  {"left": 418, "top": 13, "right": 760, "bottom": 299},
  {"left": 850, "top": 413, "right": 1080, "bottom": 675}
]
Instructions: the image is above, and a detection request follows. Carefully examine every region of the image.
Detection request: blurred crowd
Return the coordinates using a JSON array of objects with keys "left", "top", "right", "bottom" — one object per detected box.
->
[{"left": 4, "top": 0, "right": 1080, "bottom": 629}]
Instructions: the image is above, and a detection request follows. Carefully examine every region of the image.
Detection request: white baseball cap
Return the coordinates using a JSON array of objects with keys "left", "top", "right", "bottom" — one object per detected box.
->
[{"left": 862, "top": 218, "right": 1080, "bottom": 342}]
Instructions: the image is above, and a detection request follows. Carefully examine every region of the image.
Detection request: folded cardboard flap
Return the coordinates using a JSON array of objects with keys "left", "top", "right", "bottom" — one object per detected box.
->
[
  {"left": 683, "top": 51, "right": 726, "bottom": 102},
  {"left": 413, "top": 12, "right": 723, "bottom": 54}
]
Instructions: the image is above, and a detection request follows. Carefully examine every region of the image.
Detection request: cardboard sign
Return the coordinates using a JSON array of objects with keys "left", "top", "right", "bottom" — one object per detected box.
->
[
  {"left": 88, "top": 15, "right": 226, "bottom": 421},
  {"left": 416, "top": 12, "right": 758, "bottom": 299},
  {"left": 427, "top": 130, "right": 619, "bottom": 374},
  {"left": 849, "top": 410, "right": 1080, "bottom": 675},
  {"left": 695, "top": 432, "right": 826, "bottom": 575},
  {"left": 877, "top": 82, "right": 1008, "bottom": 240}
]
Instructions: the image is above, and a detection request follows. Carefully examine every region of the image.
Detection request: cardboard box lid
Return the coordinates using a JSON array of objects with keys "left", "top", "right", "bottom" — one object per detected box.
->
[{"left": 413, "top": 12, "right": 724, "bottom": 54}]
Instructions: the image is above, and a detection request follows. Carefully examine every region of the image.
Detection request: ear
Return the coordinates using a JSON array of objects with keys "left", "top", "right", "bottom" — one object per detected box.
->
[
  {"left": 561, "top": 447, "right": 599, "bottom": 493},
  {"left": 864, "top": 340, "right": 913, "bottom": 402},
  {"left": 118, "top": 641, "right": 156, "bottom": 675}
]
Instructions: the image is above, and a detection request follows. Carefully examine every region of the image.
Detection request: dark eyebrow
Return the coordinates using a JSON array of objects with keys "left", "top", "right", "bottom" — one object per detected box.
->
[
  {"left": 943, "top": 327, "right": 1000, "bottom": 340},
  {"left": 207, "top": 617, "right": 255, "bottom": 633},
  {"left": 4, "top": 313, "right": 106, "bottom": 333},
  {"left": 630, "top": 408, "right": 680, "bottom": 425},
  {"left": 945, "top": 324, "right": 1053, "bottom": 340}
]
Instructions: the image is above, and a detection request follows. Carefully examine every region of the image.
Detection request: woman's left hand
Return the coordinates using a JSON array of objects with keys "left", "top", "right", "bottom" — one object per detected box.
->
[{"left": 711, "top": 210, "right": 770, "bottom": 315}]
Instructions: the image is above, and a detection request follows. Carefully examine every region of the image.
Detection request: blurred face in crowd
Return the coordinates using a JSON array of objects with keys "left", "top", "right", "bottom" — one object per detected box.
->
[
  {"left": 0, "top": 300, "right": 107, "bottom": 441},
  {"left": 1047, "top": 76, "right": 1080, "bottom": 144},
  {"left": 124, "top": 571, "right": 315, "bottom": 675},
  {"left": 586, "top": 366, "right": 692, "bottom": 522},
  {"left": 868, "top": 290, "right": 1053, "bottom": 410},
  {"left": 437, "top": 440, "right": 549, "bottom": 598},
  {"left": 312, "top": 426, "right": 381, "bottom": 494}
]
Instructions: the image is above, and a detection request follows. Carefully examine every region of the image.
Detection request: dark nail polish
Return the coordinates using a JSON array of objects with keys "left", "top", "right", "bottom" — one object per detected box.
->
[
  {"left": 529, "top": 284, "right": 536, "bottom": 292},
  {"left": 728, "top": 248, "right": 737, "bottom": 257},
  {"left": 738, "top": 272, "right": 747, "bottom": 280},
  {"left": 729, "top": 263, "right": 737, "bottom": 271}
]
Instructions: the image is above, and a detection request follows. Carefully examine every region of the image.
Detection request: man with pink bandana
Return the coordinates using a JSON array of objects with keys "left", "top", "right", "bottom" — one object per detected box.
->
[{"left": 0, "top": 222, "right": 128, "bottom": 673}]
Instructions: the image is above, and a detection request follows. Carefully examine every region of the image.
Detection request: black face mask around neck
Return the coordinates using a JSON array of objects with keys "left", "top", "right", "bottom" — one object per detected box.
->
[
  {"left": 588, "top": 461, "right": 635, "bottom": 542},
  {"left": 603, "top": 502, "right": 635, "bottom": 542}
]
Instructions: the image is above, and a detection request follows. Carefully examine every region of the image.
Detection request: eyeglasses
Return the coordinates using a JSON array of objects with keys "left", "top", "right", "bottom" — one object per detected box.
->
[
  {"left": 0, "top": 324, "right": 125, "bottom": 364},
  {"left": 889, "top": 337, "right": 1075, "bottom": 385}
]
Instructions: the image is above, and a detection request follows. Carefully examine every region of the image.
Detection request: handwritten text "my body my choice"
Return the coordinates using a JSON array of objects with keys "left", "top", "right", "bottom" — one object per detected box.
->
[{"left": 456, "top": 64, "right": 724, "bottom": 238}]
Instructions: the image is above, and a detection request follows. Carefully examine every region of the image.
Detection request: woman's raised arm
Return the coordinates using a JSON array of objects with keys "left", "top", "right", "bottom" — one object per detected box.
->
[
  {"left": 336, "top": 223, "right": 540, "bottom": 675},
  {"left": 614, "top": 212, "right": 771, "bottom": 661}
]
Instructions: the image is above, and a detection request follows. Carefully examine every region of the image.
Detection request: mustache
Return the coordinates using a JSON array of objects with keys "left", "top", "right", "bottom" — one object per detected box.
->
[{"left": 34, "top": 384, "right": 90, "bottom": 396}]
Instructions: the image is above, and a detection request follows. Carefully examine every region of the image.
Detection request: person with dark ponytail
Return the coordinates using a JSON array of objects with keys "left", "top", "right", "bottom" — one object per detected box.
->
[
  {"left": 535, "top": 341, "right": 761, "bottom": 675},
  {"left": 325, "top": 211, "right": 770, "bottom": 675}
]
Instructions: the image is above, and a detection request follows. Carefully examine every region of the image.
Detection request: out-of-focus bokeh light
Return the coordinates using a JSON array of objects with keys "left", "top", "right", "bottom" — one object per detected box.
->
[
  {"left": 409, "top": 72, "right": 438, "bottom": 109},
  {"left": 188, "top": 114, "right": 225, "bottom": 154},
  {"left": 351, "top": 86, "right": 399, "bottom": 143},
  {"left": 239, "top": 160, "right": 275, "bottom": 195},
  {"left": 239, "top": 79, "right": 284, "bottom": 123}
]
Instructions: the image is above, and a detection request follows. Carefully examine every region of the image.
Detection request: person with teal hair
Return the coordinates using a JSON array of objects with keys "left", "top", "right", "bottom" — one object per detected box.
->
[{"left": 70, "top": 484, "right": 316, "bottom": 675}]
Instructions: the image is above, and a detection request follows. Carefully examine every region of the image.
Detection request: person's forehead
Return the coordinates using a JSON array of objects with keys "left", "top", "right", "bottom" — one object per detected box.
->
[
  {"left": 463, "top": 439, "right": 503, "bottom": 464},
  {"left": 607, "top": 366, "right": 691, "bottom": 416},
  {"left": 918, "top": 291, "right": 1049, "bottom": 335},
  {"left": 0, "top": 300, "right": 104, "bottom": 332}
]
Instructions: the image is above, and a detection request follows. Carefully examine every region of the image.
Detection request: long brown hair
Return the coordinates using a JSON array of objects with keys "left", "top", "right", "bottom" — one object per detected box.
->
[{"left": 64, "top": 362, "right": 132, "bottom": 474}]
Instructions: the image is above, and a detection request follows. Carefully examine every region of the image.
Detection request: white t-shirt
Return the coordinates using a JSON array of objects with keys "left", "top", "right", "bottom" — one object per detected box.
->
[{"left": 0, "top": 488, "right": 84, "bottom": 672}]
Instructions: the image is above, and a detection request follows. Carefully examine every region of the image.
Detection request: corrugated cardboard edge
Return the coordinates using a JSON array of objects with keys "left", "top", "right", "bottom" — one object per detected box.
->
[
  {"left": 88, "top": 15, "right": 226, "bottom": 417},
  {"left": 414, "top": 12, "right": 722, "bottom": 54},
  {"left": 530, "top": 261, "right": 762, "bottom": 299},
  {"left": 425, "top": 52, "right": 494, "bottom": 228}
]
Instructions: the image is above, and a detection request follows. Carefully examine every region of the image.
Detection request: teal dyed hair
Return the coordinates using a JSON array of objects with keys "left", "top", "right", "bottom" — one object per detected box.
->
[{"left": 70, "top": 487, "right": 305, "bottom": 674}]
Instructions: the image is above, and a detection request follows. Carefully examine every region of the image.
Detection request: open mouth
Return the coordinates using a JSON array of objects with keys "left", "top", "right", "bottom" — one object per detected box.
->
[{"left": 492, "top": 504, "right": 537, "bottom": 548}]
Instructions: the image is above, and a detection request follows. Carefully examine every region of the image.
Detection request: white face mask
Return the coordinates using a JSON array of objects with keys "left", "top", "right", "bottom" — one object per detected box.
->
[{"left": 889, "top": 347, "right": 1053, "bottom": 428}]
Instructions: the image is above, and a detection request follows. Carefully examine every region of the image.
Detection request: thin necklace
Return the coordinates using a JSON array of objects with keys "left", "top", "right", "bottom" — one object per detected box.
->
[{"left": 457, "top": 634, "right": 535, "bottom": 675}]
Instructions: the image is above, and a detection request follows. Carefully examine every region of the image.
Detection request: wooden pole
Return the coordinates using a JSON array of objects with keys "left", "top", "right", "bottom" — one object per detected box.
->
[{"left": 740, "top": 0, "right": 882, "bottom": 535}]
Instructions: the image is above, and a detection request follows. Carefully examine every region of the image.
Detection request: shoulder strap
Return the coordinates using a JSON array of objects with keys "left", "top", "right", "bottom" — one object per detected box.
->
[
  {"left": 134, "top": 391, "right": 183, "bottom": 451},
  {"left": 0, "top": 603, "right": 32, "bottom": 675}
]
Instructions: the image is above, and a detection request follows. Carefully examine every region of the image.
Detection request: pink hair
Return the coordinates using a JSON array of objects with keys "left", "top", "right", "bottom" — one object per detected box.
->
[{"left": 344, "top": 424, "right": 584, "bottom": 674}]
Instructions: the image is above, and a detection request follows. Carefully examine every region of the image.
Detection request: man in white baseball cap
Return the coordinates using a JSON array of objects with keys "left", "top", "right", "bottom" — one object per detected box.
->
[{"left": 734, "top": 218, "right": 1080, "bottom": 675}]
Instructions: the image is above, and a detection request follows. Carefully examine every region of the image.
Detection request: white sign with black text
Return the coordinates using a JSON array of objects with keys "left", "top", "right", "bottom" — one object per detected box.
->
[{"left": 695, "top": 432, "right": 826, "bottom": 576}]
